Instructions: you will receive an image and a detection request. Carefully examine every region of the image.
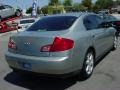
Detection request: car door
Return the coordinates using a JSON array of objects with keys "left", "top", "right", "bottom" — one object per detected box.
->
[
  {"left": 102, "top": 15, "right": 116, "bottom": 48},
  {"left": 104, "top": 23, "right": 115, "bottom": 49},
  {"left": 84, "top": 15, "right": 108, "bottom": 57},
  {"left": 3, "top": 5, "right": 14, "bottom": 17}
]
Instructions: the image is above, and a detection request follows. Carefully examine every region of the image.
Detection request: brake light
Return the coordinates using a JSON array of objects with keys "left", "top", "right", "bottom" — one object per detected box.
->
[
  {"left": 8, "top": 38, "right": 16, "bottom": 49},
  {"left": 115, "top": 21, "right": 120, "bottom": 25},
  {"left": 41, "top": 37, "right": 74, "bottom": 52}
]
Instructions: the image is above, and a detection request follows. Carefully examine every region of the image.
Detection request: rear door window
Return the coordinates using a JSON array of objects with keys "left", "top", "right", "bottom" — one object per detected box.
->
[
  {"left": 27, "top": 16, "right": 77, "bottom": 31},
  {"left": 84, "top": 15, "right": 103, "bottom": 30}
]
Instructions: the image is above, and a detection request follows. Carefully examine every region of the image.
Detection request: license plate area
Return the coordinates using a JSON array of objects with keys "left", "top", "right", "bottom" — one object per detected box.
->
[{"left": 18, "top": 62, "right": 32, "bottom": 70}]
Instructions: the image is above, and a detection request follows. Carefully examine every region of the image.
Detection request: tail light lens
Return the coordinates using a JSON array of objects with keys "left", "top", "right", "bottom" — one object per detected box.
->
[
  {"left": 115, "top": 21, "right": 120, "bottom": 25},
  {"left": 8, "top": 38, "right": 17, "bottom": 50},
  {"left": 41, "top": 37, "right": 74, "bottom": 52}
]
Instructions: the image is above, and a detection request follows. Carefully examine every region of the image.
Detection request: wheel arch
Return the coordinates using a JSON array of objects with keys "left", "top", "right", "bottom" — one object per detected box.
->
[{"left": 87, "top": 46, "right": 96, "bottom": 59}]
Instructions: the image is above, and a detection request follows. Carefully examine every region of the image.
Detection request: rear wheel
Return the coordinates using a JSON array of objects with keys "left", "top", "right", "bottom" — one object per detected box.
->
[
  {"left": 80, "top": 50, "right": 95, "bottom": 79},
  {"left": 112, "top": 36, "right": 118, "bottom": 50},
  {"left": 15, "top": 10, "right": 21, "bottom": 17}
]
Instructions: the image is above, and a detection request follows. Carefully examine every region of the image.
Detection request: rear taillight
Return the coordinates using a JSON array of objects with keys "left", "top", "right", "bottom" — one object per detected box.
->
[
  {"left": 8, "top": 38, "right": 16, "bottom": 50},
  {"left": 41, "top": 37, "right": 74, "bottom": 52},
  {"left": 115, "top": 21, "right": 120, "bottom": 25}
]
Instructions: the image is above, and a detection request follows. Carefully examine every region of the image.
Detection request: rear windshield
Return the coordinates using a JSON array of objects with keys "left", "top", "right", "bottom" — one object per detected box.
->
[
  {"left": 27, "top": 16, "right": 77, "bottom": 31},
  {"left": 20, "top": 19, "right": 35, "bottom": 24}
]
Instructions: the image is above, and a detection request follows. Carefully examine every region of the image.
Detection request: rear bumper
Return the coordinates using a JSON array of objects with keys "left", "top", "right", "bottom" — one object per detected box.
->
[
  {"left": 5, "top": 52, "right": 77, "bottom": 75},
  {"left": 11, "top": 67, "right": 79, "bottom": 78}
]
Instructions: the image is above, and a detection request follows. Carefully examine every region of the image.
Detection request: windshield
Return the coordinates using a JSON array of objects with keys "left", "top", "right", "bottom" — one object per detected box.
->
[{"left": 27, "top": 16, "right": 77, "bottom": 31}]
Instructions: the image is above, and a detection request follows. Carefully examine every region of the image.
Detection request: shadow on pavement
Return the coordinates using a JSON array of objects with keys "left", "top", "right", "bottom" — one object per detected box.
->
[{"left": 4, "top": 72, "right": 81, "bottom": 90}]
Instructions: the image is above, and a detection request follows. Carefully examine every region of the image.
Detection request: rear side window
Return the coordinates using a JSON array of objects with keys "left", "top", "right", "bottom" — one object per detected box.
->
[
  {"left": 84, "top": 15, "right": 103, "bottom": 30},
  {"left": 4, "top": 5, "right": 12, "bottom": 9},
  {"left": 20, "top": 19, "right": 35, "bottom": 24},
  {"left": 27, "top": 16, "right": 77, "bottom": 31}
]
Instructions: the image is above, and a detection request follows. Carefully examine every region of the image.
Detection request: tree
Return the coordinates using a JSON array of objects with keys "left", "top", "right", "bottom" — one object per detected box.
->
[
  {"left": 26, "top": 7, "right": 32, "bottom": 14},
  {"left": 26, "top": 7, "right": 41, "bottom": 14},
  {"left": 40, "top": 6, "right": 48, "bottom": 15},
  {"left": 73, "top": 3, "right": 80, "bottom": 11},
  {"left": 72, "top": 3, "right": 87, "bottom": 12},
  {"left": 49, "top": 0, "right": 60, "bottom": 6},
  {"left": 95, "top": 0, "right": 113, "bottom": 9},
  {"left": 79, "top": 4, "right": 88, "bottom": 11},
  {"left": 63, "top": 0, "right": 73, "bottom": 6},
  {"left": 81, "top": 0, "right": 92, "bottom": 11},
  {"left": 37, "top": 7, "right": 41, "bottom": 14},
  {"left": 92, "top": 4, "right": 100, "bottom": 12},
  {"left": 116, "top": 0, "right": 120, "bottom": 5}
]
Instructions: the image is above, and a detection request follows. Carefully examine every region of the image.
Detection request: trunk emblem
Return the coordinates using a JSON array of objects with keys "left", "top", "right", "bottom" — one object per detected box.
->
[{"left": 24, "top": 42, "right": 31, "bottom": 45}]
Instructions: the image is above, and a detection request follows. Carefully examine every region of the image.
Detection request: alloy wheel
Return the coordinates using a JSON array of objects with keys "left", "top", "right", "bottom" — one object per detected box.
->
[
  {"left": 114, "top": 36, "right": 118, "bottom": 49},
  {"left": 85, "top": 52, "right": 94, "bottom": 75}
]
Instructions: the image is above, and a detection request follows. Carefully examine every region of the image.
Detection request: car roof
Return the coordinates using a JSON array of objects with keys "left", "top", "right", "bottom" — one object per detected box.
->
[{"left": 47, "top": 12, "right": 95, "bottom": 18}]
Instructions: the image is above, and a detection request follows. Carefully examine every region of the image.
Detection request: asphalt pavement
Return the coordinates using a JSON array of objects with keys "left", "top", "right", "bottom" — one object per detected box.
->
[{"left": 0, "top": 32, "right": 120, "bottom": 90}]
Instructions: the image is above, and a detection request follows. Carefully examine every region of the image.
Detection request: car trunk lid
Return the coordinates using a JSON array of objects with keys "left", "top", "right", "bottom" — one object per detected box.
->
[{"left": 9, "top": 31, "right": 69, "bottom": 57}]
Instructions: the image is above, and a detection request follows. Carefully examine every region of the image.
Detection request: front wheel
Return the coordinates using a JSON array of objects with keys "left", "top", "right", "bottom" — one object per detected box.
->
[{"left": 80, "top": 50, "right": 95, "bottom": 79}]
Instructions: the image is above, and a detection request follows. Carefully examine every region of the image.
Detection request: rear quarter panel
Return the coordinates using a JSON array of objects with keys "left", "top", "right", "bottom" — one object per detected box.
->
[{"left": 59, "top": 17, "right": 94, "bottom": 71}]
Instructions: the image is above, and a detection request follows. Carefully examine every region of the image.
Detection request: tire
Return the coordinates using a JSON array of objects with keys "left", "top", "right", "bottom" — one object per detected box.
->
[
  {"left": 112, "top": 36, "right": 119, "bottom": 50},
  {"left": 80, "top": 49, "right": 95, "bottom": 79},
  {"left": 15, "top": 10, "right": 21, "bottom": 17}
]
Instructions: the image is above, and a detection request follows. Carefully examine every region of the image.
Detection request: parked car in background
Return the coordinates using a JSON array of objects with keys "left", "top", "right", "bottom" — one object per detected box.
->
[
  {"left": 117, "top": 6, "right": 120, "bottom": 14},
  {"left": 98, "top": 9, "right": 110, "bottom": 14},
  {"left": 99, "top": 14, "right": 120, "bottom": 36},
  {"left": 0, "top": 16, "right": 20, "bottom": 33},
  {"left": 16, "top": 17, "right": 39, "bottom": 32},
  {"left": 5, "top": 13, "right": 117, "bottom": 79},
  {"left": 0, "top": 4, "right": 22, "bottom": 21}
]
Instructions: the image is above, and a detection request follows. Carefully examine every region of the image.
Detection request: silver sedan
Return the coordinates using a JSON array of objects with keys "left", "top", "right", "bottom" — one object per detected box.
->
[{"left": 5, "top": 13, "right": 117, "bottom": 79}]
